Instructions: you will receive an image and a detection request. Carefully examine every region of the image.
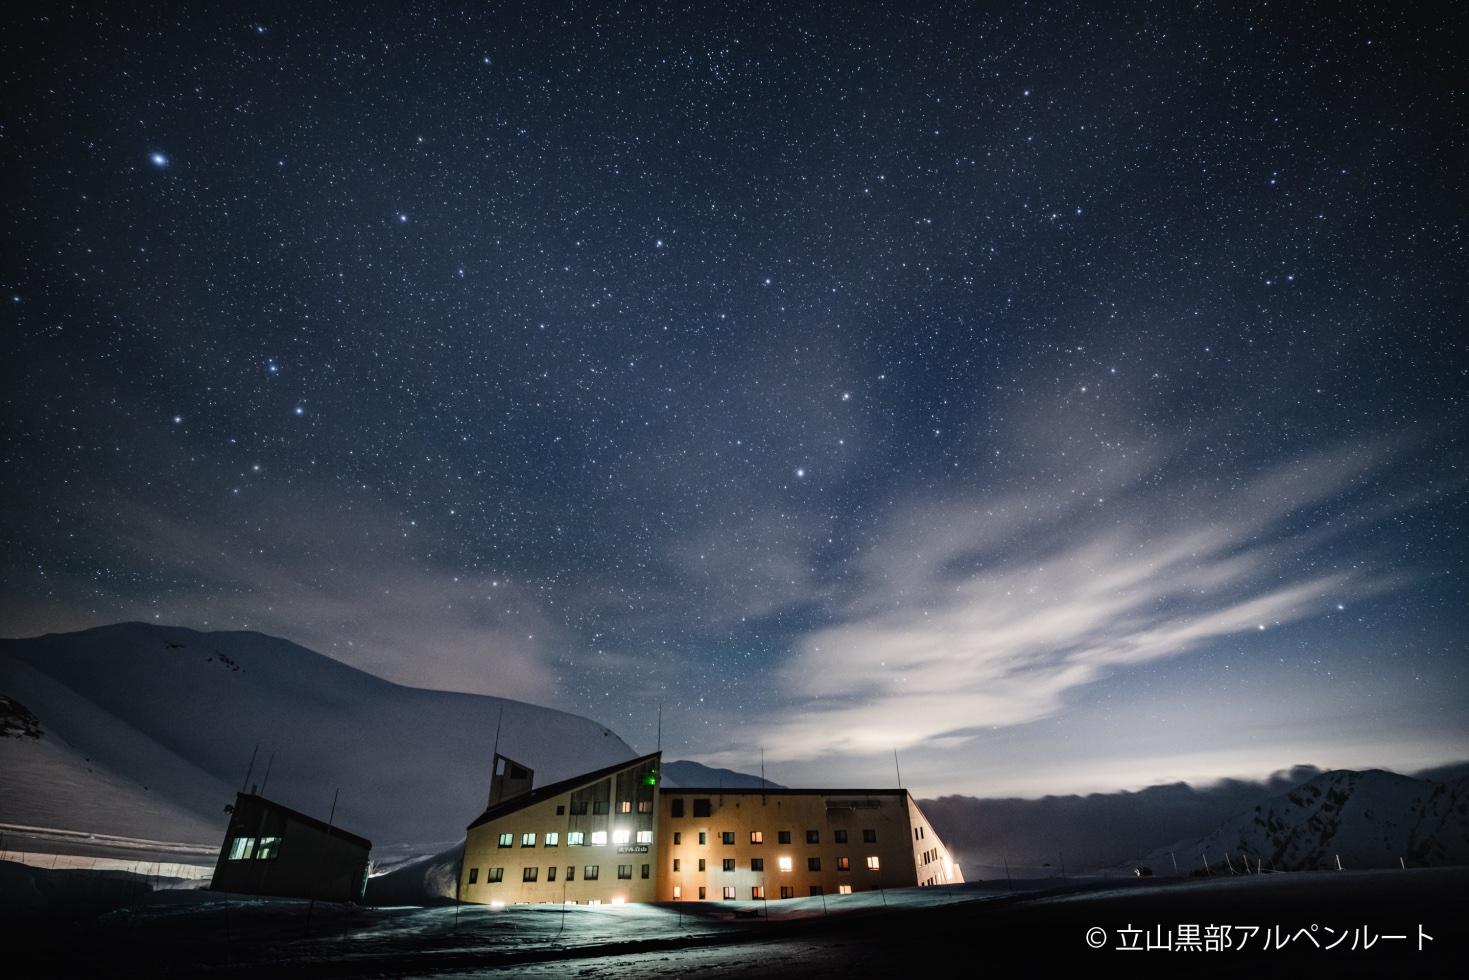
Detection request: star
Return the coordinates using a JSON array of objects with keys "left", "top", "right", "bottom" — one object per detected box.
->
[{"left": 150, "top": 152, "right": 169, "bottom": 168}]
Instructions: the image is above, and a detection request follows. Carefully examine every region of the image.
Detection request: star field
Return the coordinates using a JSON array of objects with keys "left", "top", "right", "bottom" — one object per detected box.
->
[{"left": 1, "top": 2, "right": 1464, "bottom": 795}]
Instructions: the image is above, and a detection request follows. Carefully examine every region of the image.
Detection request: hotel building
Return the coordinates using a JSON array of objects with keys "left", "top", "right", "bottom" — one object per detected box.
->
[{"left": 459, "top": 751, "right": 962, "bottom": 906}]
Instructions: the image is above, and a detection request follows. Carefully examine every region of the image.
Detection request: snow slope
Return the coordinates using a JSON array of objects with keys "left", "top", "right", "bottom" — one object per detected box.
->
[
  {"left": 1134, "top": 768, "right": 1469, "bottom": 873},
  {"left": 0, "top": 623, "right": 639, "bottom": 848}
]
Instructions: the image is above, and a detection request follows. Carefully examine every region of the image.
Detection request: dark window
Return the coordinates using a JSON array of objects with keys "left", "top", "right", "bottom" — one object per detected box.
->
[
  {"left": 721, "top": 832, "right": 735, "bottom": 845},
  {"left": 673, "top": 859, "right": 681, "bottom": 871},
  {"left": 638, "top": 800, "right": 652, "bottom": 813},
  {"left": 780, "top": 886, "right": 794, "bottom": 899},
  {"left": 862, "top": 829, "right": 877, "bottom": 843},
  {"left": 834, "top": 830, "right": 848, "bottom": 844},
  {"left": 698, "top": 858, "right": 706, "bottom": 871},
  {"left": 489, "top": 867, "right": 503, "bottom": 882},
  {"left": 810, "top": 885, "right": 824, "bottom": 896},
  {"left": 468, "top": 867, "right": 479, "bottom": 884},
  {"left": 547, "top": 866, "right": 557, "bottom": 882},
  {"left": 617, "top": 864, "right": 632, "bottom": 879},
  {"left": 584, "top": 865, "right": 599, "bottom": 880},
  {"left": 671, "top": 798, "right": 685, "bottom": 818},
  {"left": 698, "top": 832, "right": 707, "bottom": 845},
  {"left": 593, "top": 801, "right": 610, "bottom": 815},
  {"left": 693, "top": 798, "right": 712, "bottom": 817},
  {"left": 778, "top": 831, "right": 791, "bottom": 844},
  {"left": 673, "top": 832, "right": 682, "bottom": 845},
  {"left": 699, "top": 886, "right": 707, "bottom": 899},
  {"left": 570, "top": 801, "right": 588, "bottom": 815},
  {"left": 806, "top": 830, "right": 820, "bottom": 844},
  {"left": 722, "top": 858, "right": 735, "bottom": 872},
  {"left": 751, "top": 858, "right": 765, "bottom": 871},
  {"left": 808, "top": 857, "right": 821, "bottom": 871},
  {"left": 566, "top": 866, "right": 575, "bottom": 881},
  {"left": 641, "top": 864, "right": 650, "bottom": 879},
  {"left": 522, "top": 867, "right": 538, "bottom": 882},
  {"left": 556, "top": 805, "right": 565, "bottom": 815}
]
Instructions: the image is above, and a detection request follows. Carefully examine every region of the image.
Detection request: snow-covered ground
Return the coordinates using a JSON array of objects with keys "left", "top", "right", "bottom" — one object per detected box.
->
[{"left": 0, "top": 623, "right": 641, "bottom": 853}]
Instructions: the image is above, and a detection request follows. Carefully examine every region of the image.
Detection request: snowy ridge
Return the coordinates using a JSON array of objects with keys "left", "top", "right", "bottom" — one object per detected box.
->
[
  {"left": 1134, "top": 769, "right": 1469, "bottom": 873},
  {"left": 0, "top": 623, "right": 639, "bottom": 849}
]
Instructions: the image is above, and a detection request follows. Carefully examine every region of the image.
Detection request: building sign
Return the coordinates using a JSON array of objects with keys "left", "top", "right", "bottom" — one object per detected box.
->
[{"left": 616, "top": 845, "right": 650, "bottom": 854}]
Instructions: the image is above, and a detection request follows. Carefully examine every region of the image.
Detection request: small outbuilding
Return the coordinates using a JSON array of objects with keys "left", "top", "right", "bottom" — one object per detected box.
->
[{"left": 209, "top": 792, "right": 371, "bottom": 903}]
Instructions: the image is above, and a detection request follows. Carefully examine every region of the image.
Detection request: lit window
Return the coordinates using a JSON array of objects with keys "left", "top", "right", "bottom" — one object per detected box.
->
[
  {"left": 498, "top": 833, "right": 513, "bottom": 848},
  {"left": 778, "top": 831, "right": 791, "bottom": 844},
  {"left": 489, "top": 867, "right": 503, "bottom": 882},
  {"left": 617, "top": 864, "right": 632, "bottom": 879},
  {"left": 591, "top": 831, "right": 608, "bottom": 846},
  {"left": 613, "top": 829, "right": 631, "bottom": 845},
  {"left": 722, "top": 858, "right": 735, "bottom": 872},
  {"left": 866, "top": 856, "right": 880, "bottom": 870},
  {"left": 834, "top": 830, "right": 848, "bottom": 844},
  {"left": 808, "top": 857, "right": 821, "bottom": 871},
  {"left": 750, "top": 831, "right": 763, "bottom": 844},
  {"left": 521, "top": 833, "right": 536, "bottom": 847},
  {"left": 723, "top": 886, "right": 736, "bottom": 900},
  {"left": 837, "top": 856, "right": 850, "bottom": 871},
  {"left": 777, "top": 856, "right": 792, "bottom": 872},
  {"left": 751, "top": 858, "right": 764, "bottom": 871},
  {"left": 806, "top": 830, "right": 819, "bottom": 844},
  {"left": 522, "top": 866, "right": 538, "bottom": 882},
  {"left": 547, "top": 865, "right": 557, "bottom": 882},
  {"left": 862, "top": 829, "right": 877, "bottom": 843},
  {"left": 255, "top": 836, "right": 281, "bottom": 860},
  {"left": 636, "top": 830, "right": 653, "bottom": 844},
  {"left": 838, "top": 884, "right": 852, "bottom": 895},
  {"left": 672, "top": 885, "right": 682, "bottom": 899},
  {"left": 584, "top": 865, "right": 599, "bottom": 880},
  {"left": 752, "top": 885, "right": 765, "bottom": 899},
  {"left": 228, "top": 837, "right": 255, "bottom": 860},
  {"left": 545, "top": 832, "right": 559, "bottom": 847},
  {"left": 619, "top": 801, "right": 632, "bottom": 813},
  {"left": 468, "top": 867, "right": 479, "bottom": 884},
  {"left": 567, "top": 831, "right": 584, "bottom": 846},
  {"left": 673, "top": 858, "right": 681, "bottom": 871},
  {"left": 638, "top": 800, "right": 652, "bottom": 813}
]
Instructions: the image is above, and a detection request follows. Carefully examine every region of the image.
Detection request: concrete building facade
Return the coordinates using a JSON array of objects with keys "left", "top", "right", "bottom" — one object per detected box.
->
[{"left": 459, "top": 751, "right": 962, "bottom": 906}]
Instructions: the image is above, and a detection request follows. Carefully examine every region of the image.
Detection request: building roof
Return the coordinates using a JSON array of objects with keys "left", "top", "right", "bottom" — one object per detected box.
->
[
  {"left": 466, "top": 750, "right": 663, "bottom": 831},
  {"left": 233, "top": 792, "right": 372, "bottom": 850},
  {"left": 663, "top": 787, "right": 910, "bottom": 797}
]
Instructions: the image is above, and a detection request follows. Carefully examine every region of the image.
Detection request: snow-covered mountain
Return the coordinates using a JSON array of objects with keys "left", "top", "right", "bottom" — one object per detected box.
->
[
  {"left": 1133, "top": 769, "right": 1469, "bottom": 873},
  {"left": 0, "top": 623, "right": 640, "bottom": 848},
  {"left": 662, "top": 760, "right": 784, "bottom": 789}
]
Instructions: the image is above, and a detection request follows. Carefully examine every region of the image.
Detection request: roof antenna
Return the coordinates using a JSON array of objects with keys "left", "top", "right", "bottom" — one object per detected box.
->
[
  {"left": 761, "top": 747, "right": 767, "bottom": 805},
  {"left": 259, "top": 750, "right": 277, "bottom": 798},
  {"left": 893, "top": 748, "right": 903, "bottom": 790},
  {"left": 486, "top": 705, "right": 505, "bottom": 804},
  {"left": 240, "top": 743, "right": 259, "bottom": 794},
  {"left": 656, "top": 703, "right": 662, "bottom": 753}
]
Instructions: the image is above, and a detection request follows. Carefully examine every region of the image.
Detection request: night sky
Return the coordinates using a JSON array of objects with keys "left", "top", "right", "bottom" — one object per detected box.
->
[{"left": 3, "top": 2, "right": 1464, "bottom": 797}]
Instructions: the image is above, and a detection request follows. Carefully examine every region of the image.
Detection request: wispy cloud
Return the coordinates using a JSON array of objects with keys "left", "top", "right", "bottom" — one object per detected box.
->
[{"left": 745, "top": 441, "right": 1407, "bottom": 763}]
